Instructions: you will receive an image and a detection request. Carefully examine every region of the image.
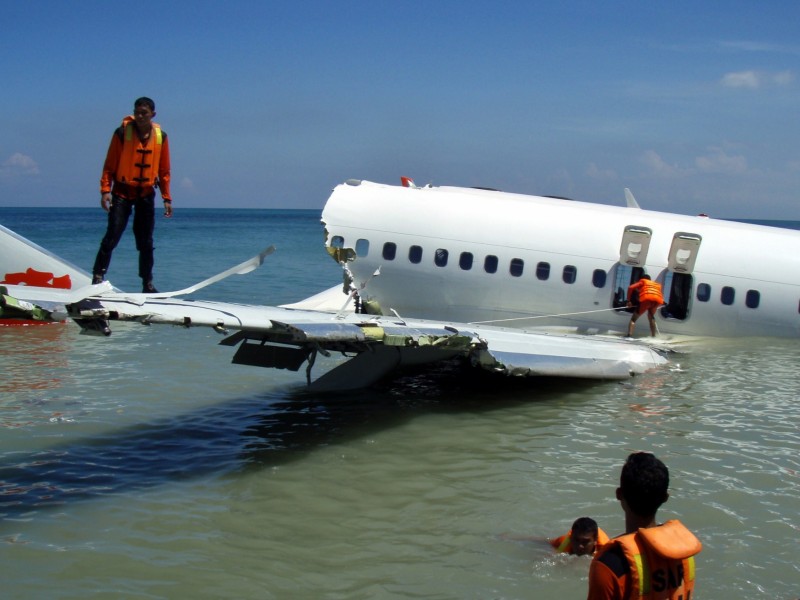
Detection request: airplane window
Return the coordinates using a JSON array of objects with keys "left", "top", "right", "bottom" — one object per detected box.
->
[
  {"left": 697, "top": 283, "right": 711, "bottom": 302},
  {"left": 592, "top": 269, "right": 606, "bottom": 288},
  {"left": 355, "top": 239, "right": 369, "bottom": 257},
  {"left": 745, "top": 290, "right": 760, "bottom": 309},
  {"left": 510, "top": 258, "right": 524, "bottom": 277},
  {"left": 536, "top": 262, "right": 550, "bottom": 281},
  {"left": 563, "top": 265, "right": 577, "bottom": 284},
  {"left": 459, "top": 252, "right": 473, "bottom": 270},
  {"left": 409, "top": 245, "right": 423, "bottom": 264},
  {"left": 331, "top": 236, "right": 345, "bottom": 248},
  {"left": 536, "top": 262, "right": 550, "bottom": 280},
  {"left": 484, "top": 255, "right": 498, "bottom": 274},
  {"left": 721, "top": 286, "right": 735, "bottom": 306},
  {"left": 382, "top": 242, "right": 397, "bottom": 261},
  {"left": 435, "top": 248, "right": 449, "bottom": 267}
]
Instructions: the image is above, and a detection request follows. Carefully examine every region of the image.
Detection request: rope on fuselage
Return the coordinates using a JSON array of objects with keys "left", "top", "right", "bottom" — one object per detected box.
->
[{"left": 468, "top": 306, "right": 625, "bottom": 326}]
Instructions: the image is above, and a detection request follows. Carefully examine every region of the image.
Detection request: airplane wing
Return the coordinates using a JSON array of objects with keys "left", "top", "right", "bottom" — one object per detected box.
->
[
  {"left": 2, "top": 221, "right": 667, "bottom": 391},
  {"left": 66, "top": 291, "right": 667, "bottom": 391}
]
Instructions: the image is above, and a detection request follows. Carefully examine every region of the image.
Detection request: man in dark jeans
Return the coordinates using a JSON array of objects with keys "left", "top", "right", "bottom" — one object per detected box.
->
[{"left": 92, "top": 96, "right": 172, "bottom": 293}]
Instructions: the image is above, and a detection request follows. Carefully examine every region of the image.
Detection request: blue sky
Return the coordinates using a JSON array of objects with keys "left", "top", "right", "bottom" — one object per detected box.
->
[{"left": 1, "top": 1, "right": 798, "bottom": 218}]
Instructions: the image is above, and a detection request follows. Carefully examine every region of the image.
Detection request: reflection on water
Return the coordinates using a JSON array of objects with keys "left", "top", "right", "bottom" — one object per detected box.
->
[{"left": 0, "top": 324, "right": 71, "bottom": 396}]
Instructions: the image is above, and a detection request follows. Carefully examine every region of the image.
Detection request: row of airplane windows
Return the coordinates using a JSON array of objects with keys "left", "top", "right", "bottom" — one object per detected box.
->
[{"left": 343, "top": 239, "right": 770, "bottom": 311}]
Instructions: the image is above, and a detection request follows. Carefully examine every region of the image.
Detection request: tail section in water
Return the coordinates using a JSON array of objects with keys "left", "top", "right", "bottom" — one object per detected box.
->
[
  {"left": 1, "top": 223, "right": 93, "bottom": 291},
  {"left": 0, "top": 223, "right": 94, "bottom": 325}
]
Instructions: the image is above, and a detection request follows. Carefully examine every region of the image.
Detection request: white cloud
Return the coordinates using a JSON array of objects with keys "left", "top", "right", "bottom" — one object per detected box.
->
[
  {"left": 694, "top": 147, "right": 747, "bottom": 174},
  {"left": 721, "top": 70, "right": 760, "bottom": 89},
  {"left": 640, "top": 150, "right": 681, "bottom": 177},
  {"left": 721, "top": 69, "right": 795, "bottom": 89},
  {"left": 1, "top": 152, "right": 40, "bottom": 176}
]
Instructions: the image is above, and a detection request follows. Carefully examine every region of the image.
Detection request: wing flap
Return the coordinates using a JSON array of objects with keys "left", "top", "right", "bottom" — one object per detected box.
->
[
  {"left": 232, "top": 342, "right": 310, "bottom": 371},
  {"left": 475, "top": 348, "right": 646, "bottom": 379},
  {"left": 468, "top": 326, "right": 666, "bottom": 378}
]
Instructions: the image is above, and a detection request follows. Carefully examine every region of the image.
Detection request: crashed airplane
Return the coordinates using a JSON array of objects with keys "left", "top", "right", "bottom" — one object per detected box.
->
[{"left": 3, "top": 178, "right": 799, "bottom": 390}]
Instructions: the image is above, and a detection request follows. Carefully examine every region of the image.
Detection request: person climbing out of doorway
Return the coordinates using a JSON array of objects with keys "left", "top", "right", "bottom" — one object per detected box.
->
[{"left": 626, "top": 274, "right": 664, "bottom": 337}]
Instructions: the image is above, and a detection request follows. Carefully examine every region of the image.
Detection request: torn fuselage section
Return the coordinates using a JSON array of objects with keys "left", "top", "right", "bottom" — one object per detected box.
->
[{"left": 323, "top": 225, "right": 384, "bottom": 316}]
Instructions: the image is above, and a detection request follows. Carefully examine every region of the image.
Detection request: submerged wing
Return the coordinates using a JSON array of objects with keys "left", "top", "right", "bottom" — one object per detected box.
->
[{"left": 68, "top": 293, "right": 668, "bottom": 391}]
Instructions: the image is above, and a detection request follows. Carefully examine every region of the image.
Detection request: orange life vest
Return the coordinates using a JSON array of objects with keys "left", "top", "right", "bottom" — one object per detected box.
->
[
  {"left": 114, "top": 116, "right": 164, "bottom": 193},
  {"left": 639, "top": 279, "right": 664, "bottom": 304},
  {"left": 612, "top": 520, "right": 701, "bottom": 599},
  {"left": 628, "top": 279, "right": 664, "bottom": 304}
]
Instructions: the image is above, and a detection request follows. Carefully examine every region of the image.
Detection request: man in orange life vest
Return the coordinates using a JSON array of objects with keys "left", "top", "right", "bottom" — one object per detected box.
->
[
  {"left": 587, "top": 452, "right": 702, "bottom": 600},
  {"left": 92, "top": 97, "right": 172, "bottom": 293},
  {"left": 626, "top": 275, "right": 664, "bottom": 337}
]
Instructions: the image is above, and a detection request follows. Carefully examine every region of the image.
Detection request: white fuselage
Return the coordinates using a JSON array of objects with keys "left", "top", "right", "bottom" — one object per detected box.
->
[{"left": 321, "top": 180, "right": 800, "bottom": 338}]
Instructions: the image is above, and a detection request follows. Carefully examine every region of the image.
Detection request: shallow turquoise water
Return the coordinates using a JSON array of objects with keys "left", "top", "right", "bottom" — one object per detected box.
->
[{"left": 1, "top": 209, "right": 798, "bottom": 598}]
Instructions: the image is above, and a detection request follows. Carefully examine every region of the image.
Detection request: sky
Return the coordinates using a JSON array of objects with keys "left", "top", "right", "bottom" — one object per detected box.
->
[{"left": 1, "top": 1, "right": 798, "bottom": 218}]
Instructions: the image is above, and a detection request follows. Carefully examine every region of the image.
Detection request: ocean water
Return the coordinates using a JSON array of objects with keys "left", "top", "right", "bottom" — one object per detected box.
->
[{"left": 1, "top": 207, "right": 799, "bottom": 599}]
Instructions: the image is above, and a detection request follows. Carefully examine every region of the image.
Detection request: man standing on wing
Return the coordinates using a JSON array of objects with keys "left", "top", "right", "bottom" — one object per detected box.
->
[{"left": 92, "top": 96, "right": 172, "bottom": 293}]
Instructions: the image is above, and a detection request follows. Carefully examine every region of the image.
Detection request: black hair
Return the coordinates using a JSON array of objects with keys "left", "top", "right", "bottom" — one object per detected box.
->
[
  {"left": 134, "top": 97, "right": 156, "bottom": 112},
  {"left": 619, "top": 452, "right": 669, "bottom": 518},
  {"left": 571, "top": 517, "right": 599, "bottom": 537}
]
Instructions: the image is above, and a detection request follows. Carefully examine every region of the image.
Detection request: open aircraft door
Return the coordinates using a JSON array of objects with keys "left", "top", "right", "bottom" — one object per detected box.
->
[
  {"left": 667, "top": 232, "right": 702, "bottom": 273},
  {"left": 613, "top": 226, "right": 651, "bottom": 310},
  {"left": 619, "top": 226, "right": 652, "bottom": 266},
  {"left": 662, "top": 232, "right": 702, "bottom": 320}
]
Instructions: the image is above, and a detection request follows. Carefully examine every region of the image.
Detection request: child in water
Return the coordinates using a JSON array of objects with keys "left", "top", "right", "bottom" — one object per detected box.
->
[{"left": 549, "top": 517, "right": 609, "bottom": 556}]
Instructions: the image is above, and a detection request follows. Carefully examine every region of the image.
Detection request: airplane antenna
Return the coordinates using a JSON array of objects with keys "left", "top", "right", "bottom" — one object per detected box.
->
[{"left": 390, "top": 308, "right": 406, "bottom": 325}]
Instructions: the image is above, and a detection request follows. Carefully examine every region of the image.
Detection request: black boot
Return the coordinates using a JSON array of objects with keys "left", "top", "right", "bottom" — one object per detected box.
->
[
  {"left": 92, "top": 274, "right": 104, "bottom": 285},
  {"left": 142, "top": 281, "right": 159, "bottom": 293}
]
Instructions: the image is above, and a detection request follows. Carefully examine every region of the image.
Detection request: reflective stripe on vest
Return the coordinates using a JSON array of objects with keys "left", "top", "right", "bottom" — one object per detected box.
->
[
  {"left": 633, "top": 553, "right": 696, "bottom": 596},
  {"left": 634, "top": 552, "right": 649, "bottom": 594}
]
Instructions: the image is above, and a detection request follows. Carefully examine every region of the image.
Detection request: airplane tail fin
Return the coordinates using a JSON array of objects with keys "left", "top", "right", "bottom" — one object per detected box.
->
[
  {"left": 624, "top": 188, "right": 641, "bottom": 209},
  {"left": 400, "top": 176, "right": 418, "bottom": 189},
  {"left": 0, "top": 223, "right": 93, "bottom": 291}
]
